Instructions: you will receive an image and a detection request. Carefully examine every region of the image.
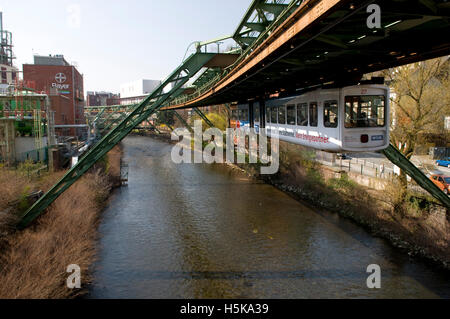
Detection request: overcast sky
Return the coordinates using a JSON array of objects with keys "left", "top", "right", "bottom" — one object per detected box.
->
[{"left": 1, "top": 0, "right": 252, "bottom": 93}]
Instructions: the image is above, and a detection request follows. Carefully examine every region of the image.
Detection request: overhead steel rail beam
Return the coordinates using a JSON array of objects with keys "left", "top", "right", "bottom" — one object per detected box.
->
[
  {"left": 232, "top": 0, "right": 302, "bottom": 49},
  {"left": 85, "top": 104, "right": 131, "bottom": 111},
  {"left": 163, "top": 0, "right": 450, "bottom": 111},
  {"left": 18, "top": 52, "right": 218, "bottom": 228}
]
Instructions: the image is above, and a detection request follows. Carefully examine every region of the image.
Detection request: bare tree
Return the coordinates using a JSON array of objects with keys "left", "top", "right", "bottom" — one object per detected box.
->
[{"left": 383, "top": 57, "right": 450, "bottom": 186}]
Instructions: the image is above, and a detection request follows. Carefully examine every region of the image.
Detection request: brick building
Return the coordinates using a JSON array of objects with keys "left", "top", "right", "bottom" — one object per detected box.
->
[
  {"left": 23, "top": 55, "right": 85, "bottom": 136},
  {"left": 86, "top": 91, "right": 120, "bottom": 107}
]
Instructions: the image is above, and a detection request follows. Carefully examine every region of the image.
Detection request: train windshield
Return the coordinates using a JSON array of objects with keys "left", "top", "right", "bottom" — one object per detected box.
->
[{"left": 345, "top": 95, "right": 386, "bottom": 128}]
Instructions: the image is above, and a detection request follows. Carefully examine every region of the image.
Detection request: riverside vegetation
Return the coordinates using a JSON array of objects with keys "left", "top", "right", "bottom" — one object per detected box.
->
[{"left": 0, "top": 146, "right": 122, "bottom": 299}]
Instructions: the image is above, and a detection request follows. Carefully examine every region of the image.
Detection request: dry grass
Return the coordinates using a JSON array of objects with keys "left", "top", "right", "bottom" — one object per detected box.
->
[
  {"left": 0, "top": 170, "right": 31, "bottom": 213},
  {"left": 0, "top": 146, "right": 121, "bottom": 299}
]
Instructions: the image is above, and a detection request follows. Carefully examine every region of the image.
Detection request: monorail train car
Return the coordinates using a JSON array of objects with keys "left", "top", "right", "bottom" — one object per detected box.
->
[{"left": 232, "top": 84, "right": 390, "bottom": 153}]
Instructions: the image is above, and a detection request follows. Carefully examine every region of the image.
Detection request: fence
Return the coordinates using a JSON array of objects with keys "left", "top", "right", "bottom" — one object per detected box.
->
[
  {"left": 15, "top": 147, "right": 48, "bottom": 164},
  {"left": 315, "top": 151, "right": 395, "bottom": 180},
  {"left": 430, "top": 147, "right": 450, "bottom": 160}
]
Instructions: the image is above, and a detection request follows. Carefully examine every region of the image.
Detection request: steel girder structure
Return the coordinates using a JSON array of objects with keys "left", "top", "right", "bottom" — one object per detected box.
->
[
  {"left": 173, "top": 111, "right": 193, "bottom": 133},
  {"left": 383, "top": 145, "right": 450, "bottom": 209},
  {"left": 98, "top": 104, "right": 138, "bottom": 136},
  {"left": 233, "top": 0, "right": 302, "bottom": 49},
  {"left": 193, "top": 107, "right": 214, "bottom": 128},
  {"left": 18, "top": 52, "right": 217, "bottom": 228}
]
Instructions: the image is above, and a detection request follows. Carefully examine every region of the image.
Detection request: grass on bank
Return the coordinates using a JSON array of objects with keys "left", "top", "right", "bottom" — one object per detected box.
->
[{"left": 0, "top": 146, "right": 122, "bottom": 299}]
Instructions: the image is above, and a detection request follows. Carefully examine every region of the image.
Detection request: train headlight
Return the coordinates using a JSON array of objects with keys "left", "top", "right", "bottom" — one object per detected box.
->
[{"left": 361, "top": 135, "right": 369, "bottom": 144}]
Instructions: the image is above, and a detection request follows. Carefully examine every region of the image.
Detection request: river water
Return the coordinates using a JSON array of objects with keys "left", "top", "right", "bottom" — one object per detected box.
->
[{"left": 89, "top": 136, "right": 449, "bottom": 299}]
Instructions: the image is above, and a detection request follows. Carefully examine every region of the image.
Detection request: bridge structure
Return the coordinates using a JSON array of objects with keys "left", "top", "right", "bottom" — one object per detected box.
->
[{"left": 19, "top": 0, "right": 450, "bottom": 228}]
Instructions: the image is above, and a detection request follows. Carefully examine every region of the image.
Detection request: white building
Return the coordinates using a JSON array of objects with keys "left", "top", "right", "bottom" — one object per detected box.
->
[
  {"left": 0, "top": 64, "right": 18, "bottom": 85},
  {"left": 120, "top": 79, "right": 161, "bottom": 99},
  {"left": 445, "top": 116, "right": 450, "bottom": 131}
]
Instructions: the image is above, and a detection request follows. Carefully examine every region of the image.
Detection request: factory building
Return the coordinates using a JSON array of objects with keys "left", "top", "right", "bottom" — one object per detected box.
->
[
  {"left": 120, "top": 79, "right": 161, "bottom": 105},
  {"left": 87, "top": 91, "right": 120, "bottom": 107},
  {"left": 23, "top": 55, "right": 85, "bottom": 136}
]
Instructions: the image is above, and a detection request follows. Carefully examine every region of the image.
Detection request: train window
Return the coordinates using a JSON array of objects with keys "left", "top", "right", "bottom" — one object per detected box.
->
[
  {"left": 254, "top": 105, "right": 260, "bottom": 123},
  {"left": 278, "top": 106, "right": 286, "bottom": 125},
  {"left": 271, "top": 107, "right": 278, "bottom": 123},
  {"left": 241, "top": 109, "right": 249, "bottom": 122},
  {"left": 309, "top": 102, "right": 318, "bottom": 127},
  {"left": 266, "top": 107, "right": 271, "bottom": 123},
  {"left": 297, "top": 103, "right": 308, "bottom": 126},
  {"left": 287, "top": 104, "right": 296, "bottom": 125},
  {"left": 345, "top": 96, "right": 386, "bottom": 128},
  {"left": 324, "top": 101, "right": 338, "bottom": 128},
  {"left": 231, "top": 110, "right": 238, "bottom": 121}
]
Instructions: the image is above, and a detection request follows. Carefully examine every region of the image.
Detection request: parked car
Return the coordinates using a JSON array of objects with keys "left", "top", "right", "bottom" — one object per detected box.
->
[
  {"left": 430, "top": 174, "right": 450, "bottom": 195},
  {"left": 436, "top": 157, "right": 450, "bottom": 168},
  {"left": 337, "top": 153, "right": 351, "bottom": 160}
]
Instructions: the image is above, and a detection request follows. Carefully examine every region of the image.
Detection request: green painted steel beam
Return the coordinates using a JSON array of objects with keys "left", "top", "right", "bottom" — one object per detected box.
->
[
  {"left": 194, "top": 107, "right": 214, "bottom": 128},
  {"left": 233, "top": 0, "right": 301, "bottom": 48},
  {"left": 146, "top": 121, "right": 162, "bottom": 134},
  {"left": 382, "top": 144, "right": 450, "bottom": 209},
  {"left": 174, "top": 111, "right": 194, "bottom": 133},
  {"left": 18, "top": 52, "right": 217, "bottom": 229}
]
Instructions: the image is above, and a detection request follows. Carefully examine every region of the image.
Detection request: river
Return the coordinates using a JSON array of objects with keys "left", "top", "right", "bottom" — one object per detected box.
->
[{"left": 89, "top": 136, "right": 450, "bottom": 299}]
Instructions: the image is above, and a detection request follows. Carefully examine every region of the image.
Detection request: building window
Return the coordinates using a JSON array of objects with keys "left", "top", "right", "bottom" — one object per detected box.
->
[{"left": 1, "top": 67, "right": 7, "bottom": 84}]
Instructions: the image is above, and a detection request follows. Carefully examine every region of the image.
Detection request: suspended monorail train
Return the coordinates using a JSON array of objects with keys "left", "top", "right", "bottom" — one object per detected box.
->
[{"left": 231, "top": 85, "right": 390, "bottom": 153}]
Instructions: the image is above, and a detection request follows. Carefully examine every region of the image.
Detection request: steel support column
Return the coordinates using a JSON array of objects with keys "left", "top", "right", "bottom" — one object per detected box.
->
[
  {"left": 194, "top": 107, "right": 214, "bottom": 128},
  {"left": 174, "top": 111, "right": 193, "bottom": 133},
  {"left": 382, "top": 144, "right": 450, "bottom": 209}
]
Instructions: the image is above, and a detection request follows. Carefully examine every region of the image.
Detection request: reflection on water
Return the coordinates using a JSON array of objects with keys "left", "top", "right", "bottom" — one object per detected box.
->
[{"left": 89, "top": 136, "right": 450, "bottom": 299}]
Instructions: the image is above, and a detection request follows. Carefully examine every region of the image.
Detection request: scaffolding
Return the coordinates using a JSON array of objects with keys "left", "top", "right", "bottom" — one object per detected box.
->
[
  {"left": 0, "top": 12, "right": 15, "bottom": 67},
  {"left": 0, "top": 81, "right": 50, "bottom": 163}
]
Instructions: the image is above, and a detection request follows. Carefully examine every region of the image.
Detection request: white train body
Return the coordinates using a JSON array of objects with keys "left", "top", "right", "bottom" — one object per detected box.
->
[{"left": 235, "top": 85, "right": 390, "bottom": 153}]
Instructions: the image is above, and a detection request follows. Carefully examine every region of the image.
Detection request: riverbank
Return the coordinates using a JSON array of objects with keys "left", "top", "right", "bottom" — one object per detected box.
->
[{"left": 0, "top": 146, "right": 122, "bottom": 299}]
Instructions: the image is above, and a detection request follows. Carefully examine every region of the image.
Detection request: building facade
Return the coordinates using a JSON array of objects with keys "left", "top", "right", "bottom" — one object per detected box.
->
[
  {"left": 23, "top": 55, "right": 85, "bottom": 136},
  {"left": 120, "top": 79, "right": 161, "bottom": 105},
  {"left": 87, "top": 91, "right": 120, "bottom": 107}
]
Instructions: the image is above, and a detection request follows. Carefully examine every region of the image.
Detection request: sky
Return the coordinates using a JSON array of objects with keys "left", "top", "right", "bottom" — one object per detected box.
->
[{"left": 1, "top": 0, "right": 252, "bottom": 93}]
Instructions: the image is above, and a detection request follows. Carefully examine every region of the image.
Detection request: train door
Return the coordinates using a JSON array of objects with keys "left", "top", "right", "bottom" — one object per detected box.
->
[{"left": 318, "top": 89, "right": 341, "bottom": 151}]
